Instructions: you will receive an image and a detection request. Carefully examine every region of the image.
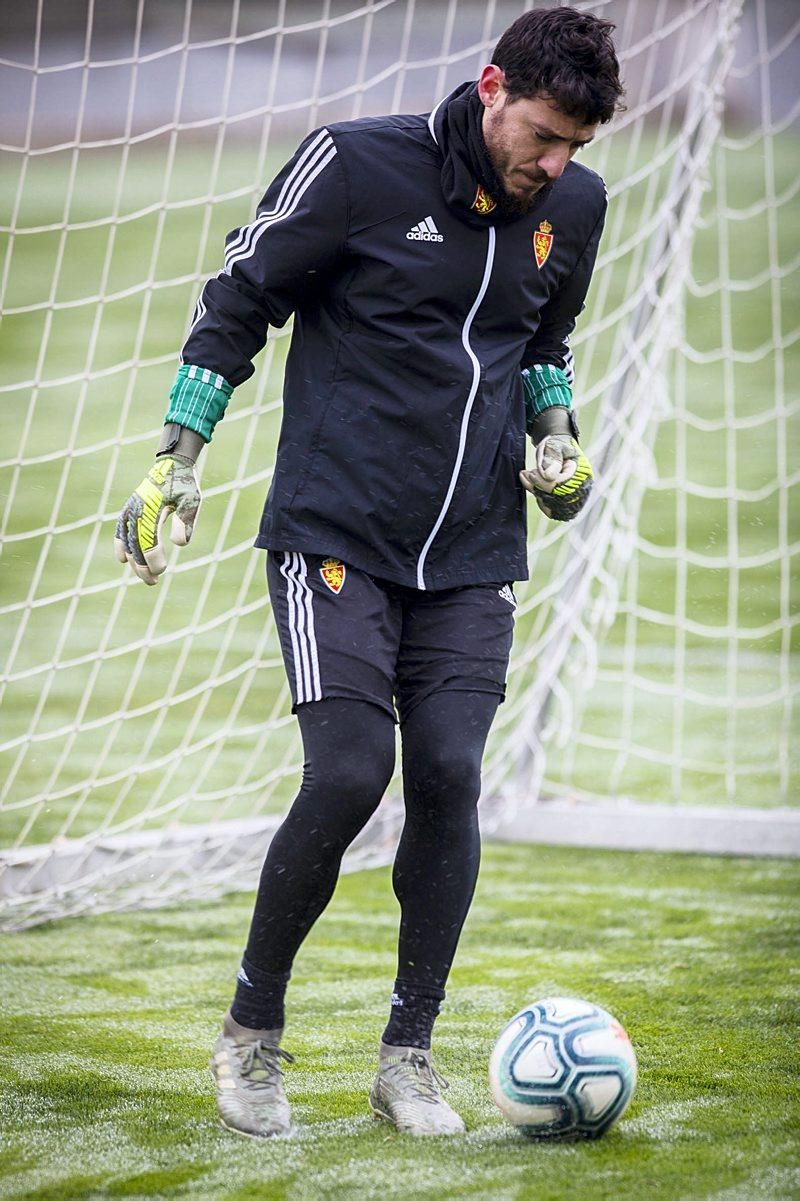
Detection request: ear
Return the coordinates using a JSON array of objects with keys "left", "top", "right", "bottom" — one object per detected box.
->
[{"left": 477, "top": 64, "right": 506, "bottom": 108}]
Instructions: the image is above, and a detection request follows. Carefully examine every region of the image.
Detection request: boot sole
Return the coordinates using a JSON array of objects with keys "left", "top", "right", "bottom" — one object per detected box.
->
[
  {"left": 217, "top": 1114, "right": 293, "bottom": 1139},
  {"left": 368, "top": 1095, "right": 464, "bottom": 1136}
]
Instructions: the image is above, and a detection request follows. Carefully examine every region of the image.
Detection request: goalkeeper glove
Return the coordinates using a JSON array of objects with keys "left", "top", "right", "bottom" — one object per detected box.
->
[
  {"left": 519, "top": 409, "right": 593, "bottom": 522},
  {"left": 114, "top": 425, "right": 204, "bottom": 585}
]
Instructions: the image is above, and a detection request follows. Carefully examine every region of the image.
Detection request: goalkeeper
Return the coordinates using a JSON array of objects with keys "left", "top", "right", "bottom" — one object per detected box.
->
[{"left": 115, "top": 7, "right": 622, "bottom": 1139}]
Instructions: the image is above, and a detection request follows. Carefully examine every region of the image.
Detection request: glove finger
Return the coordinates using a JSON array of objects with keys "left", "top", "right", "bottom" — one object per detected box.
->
[
  {"left": 535, "top": 494, "right": 554, "bottom": 520},
  {"left": 521, "top": 463, "right": 574, "bottom": 493},
  {"left": 552, "top": 457, "right": 592, "bottom": 498},
  {"left": 170, "top": 512, "right": 190, "bottom": 547},
  {"left": 170, "top": 492, "right": 201, "bottom": 547},
  {"left": 130, "top": 556, "right": 160, "bottom": 586},
  {"left": 142, "top": 505, "right": 171, "bottom": 577},
  {"left": 526, "top": 467, "right": 560, "bottom": 492},
  {"left": 114, "top": 512, "right": 131, "bottom": 563},
  {"left": 143, "top": 543, "right": 167, "bottom": 577},
  {"left": 123, "top": 507, "right": 160, "bottom": 582},
  {"left": 535, "top": 441, "right": 577, "bottom": 487},
  {"left": 119, "top": 538, "right": 158, "bottom": 585}
]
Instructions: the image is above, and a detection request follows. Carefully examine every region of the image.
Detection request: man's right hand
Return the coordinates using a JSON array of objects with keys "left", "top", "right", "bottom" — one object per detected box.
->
[
  {"left": 114, "top": 454, "right": 202, "bottom": 585},
  {"left": 519, "top": 434, "right": 594, "bottom": 522}
]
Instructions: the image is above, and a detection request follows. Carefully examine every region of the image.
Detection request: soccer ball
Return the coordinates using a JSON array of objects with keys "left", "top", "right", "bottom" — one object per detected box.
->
[{"left": 489, "top": 996, "right": 637, "bottom": 1139}]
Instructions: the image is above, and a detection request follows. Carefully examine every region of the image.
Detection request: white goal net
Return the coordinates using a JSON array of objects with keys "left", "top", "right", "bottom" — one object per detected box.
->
[{"left": 1, "top": 0, "right": 798, "bottom": 928}]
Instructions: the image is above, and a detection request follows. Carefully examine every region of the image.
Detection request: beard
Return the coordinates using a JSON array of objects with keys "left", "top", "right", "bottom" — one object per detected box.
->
[
  {"left": 493, "top": 180, "right": 550, "bottom": 217},
  {"left": 482, "top": 125, "right": 551, "bottom": 217}
]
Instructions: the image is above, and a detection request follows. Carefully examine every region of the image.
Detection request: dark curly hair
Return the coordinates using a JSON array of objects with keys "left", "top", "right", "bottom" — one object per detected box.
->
[{"left": 493, "top": 7, "right": 625, "bottom": 125}]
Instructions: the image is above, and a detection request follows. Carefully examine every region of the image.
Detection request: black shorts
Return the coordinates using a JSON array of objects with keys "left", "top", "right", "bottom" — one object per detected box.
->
[{"left": 267, "top": 551, "right": 516, "bottom": 724}]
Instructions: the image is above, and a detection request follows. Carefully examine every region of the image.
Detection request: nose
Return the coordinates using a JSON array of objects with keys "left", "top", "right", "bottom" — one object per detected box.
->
[{"left": 538, "top": 146, "right": 571, "bottom": 181}]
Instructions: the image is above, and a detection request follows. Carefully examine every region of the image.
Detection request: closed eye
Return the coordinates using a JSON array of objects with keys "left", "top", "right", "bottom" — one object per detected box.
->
[{"left": 533, "top": 127, "right": 593, "bottom": 151}]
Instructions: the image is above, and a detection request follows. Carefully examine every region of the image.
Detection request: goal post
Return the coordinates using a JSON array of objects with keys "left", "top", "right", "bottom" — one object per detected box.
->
[{"left": 1, "top": 0, "right": 798, "bottom": 929}]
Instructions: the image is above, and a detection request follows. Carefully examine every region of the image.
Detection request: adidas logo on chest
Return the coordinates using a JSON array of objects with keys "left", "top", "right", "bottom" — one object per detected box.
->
[{"left": 406, "top": 216, "right": 444, "bottom": 242}]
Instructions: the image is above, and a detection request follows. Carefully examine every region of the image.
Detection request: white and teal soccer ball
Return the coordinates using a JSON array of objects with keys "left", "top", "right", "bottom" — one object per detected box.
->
[{"left": 489, "top": 996, "right": 637, "bottom": 1139}]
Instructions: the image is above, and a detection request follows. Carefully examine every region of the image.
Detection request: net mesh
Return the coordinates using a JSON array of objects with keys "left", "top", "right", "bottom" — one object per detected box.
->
[{"left": 1, "top": 0, "right": 797, "bottom": 927}]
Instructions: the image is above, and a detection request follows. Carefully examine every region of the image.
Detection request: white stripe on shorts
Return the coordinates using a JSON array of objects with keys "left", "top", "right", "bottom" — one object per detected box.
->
[{"left": 279, "top": 552, "right": 322, "bottom": 704}]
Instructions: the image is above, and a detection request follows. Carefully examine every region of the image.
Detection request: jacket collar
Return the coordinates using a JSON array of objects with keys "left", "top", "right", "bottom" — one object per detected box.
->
[{"left": 429, "top": 81, "right": 554, "bottom": 226}]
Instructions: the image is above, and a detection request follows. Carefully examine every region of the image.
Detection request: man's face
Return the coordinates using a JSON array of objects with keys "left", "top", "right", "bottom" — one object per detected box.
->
[{"left": 479, "top": 66, "right": 597, "bottom": 215}]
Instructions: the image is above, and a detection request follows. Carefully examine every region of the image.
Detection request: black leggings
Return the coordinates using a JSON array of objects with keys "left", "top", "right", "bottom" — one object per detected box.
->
[{"left": 243, "top": 691, "right": 500, "bottom": 996}]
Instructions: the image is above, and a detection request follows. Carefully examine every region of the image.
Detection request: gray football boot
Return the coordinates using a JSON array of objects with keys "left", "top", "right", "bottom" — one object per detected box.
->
[
  {"left": 369, "top": 1041, "right": 465, "bottom": 1135},
  {"left": 210, "top": 1014, "right": 294, "bottom": 1138}
]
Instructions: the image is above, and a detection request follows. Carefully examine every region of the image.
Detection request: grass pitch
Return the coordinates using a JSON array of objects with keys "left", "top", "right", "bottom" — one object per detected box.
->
[{"left": 2, "top": 842, "right": 799, "bottom": 1201}]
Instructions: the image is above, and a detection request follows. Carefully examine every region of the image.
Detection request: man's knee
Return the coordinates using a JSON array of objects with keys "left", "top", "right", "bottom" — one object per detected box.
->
[
  {"left": 299, "top": 701, "right": 395, "bottom": 817},
  {"left": 404, "top": 740, "right": 483, "bottom": 808},
  {"left": 285, "top": 748, "right": 392, "bottom": 852},
  {"left": 326, "top": 749, "right": 395, "bottom": 808}
]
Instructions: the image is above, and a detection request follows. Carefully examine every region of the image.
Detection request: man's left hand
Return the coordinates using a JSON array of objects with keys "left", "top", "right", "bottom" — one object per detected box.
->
[{"left": 520, "top": 434, "right": 593, "bottom": 522}]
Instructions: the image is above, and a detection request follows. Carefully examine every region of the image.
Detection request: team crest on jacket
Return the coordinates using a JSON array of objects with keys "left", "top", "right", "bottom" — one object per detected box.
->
[
  {"left": 533, "top": 220, "right": 554, "bottom": 269},
  {"left": 472, "top": 185, "right": 497, "bottom": 215},
  {"left": 320, "top": 557, "right": 346, "bottom": 594}
]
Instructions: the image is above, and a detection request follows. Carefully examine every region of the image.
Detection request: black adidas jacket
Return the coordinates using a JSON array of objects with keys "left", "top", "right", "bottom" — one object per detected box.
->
[{"left": 181, "top": 85, "right": 607, "bottom": 589}]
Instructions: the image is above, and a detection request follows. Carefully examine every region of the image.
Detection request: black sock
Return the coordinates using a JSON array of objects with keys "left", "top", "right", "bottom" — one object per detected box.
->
[
  {"left": 229, "top": 956, "right": 291, "bottom": 1031},
  {"left": 382, "top": 979, "right": 445, "bottom": 1050}
]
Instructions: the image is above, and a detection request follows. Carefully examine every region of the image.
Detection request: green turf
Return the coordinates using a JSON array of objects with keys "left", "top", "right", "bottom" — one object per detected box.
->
[{"left": 1, "top": 843, "right": 798, "bottom": 1201}]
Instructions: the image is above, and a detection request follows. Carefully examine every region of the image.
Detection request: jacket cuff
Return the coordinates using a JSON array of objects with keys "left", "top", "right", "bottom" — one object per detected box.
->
[
  {"left": 521, "top": 364, "right": 572, "bottom": 434},
  {"left": 165, "top": 364, "right": 234, "bottom": 442}
]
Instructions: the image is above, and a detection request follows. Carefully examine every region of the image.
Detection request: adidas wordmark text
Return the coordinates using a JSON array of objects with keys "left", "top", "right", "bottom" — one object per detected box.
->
[{"left": 407, "top": 216, "right": 444, "bottom": 242}]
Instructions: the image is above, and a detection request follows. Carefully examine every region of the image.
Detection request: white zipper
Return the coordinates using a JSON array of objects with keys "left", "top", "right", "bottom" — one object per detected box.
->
[{"left": 415, "top": 225, "right": 496, "bottom": 590}]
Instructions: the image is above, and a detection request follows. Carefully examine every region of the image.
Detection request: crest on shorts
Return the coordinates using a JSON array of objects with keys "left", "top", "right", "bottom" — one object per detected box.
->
[
  {"left": 320, "top": 557, "right": 346, "bottom": 594},
  {"left": 533, "top": 219, "right": 554, "bottom": 269},
  {"left": 472, "top": 185, "right": 497, "bottom": 215}
]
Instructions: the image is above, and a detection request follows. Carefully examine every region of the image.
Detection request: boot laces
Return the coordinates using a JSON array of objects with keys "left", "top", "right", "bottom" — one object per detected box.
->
[
  {"left": 237, "top": 1041, "right": 294, "bottom": 1091},
  {"left": 395, "top": 1051, "right": 450, "bottom": 1104}
]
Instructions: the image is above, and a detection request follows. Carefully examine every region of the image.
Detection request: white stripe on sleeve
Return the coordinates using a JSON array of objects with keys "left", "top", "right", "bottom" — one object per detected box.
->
[
  {"left": 223, "top": 129, "right": 332, "bottom": 263},
  {"left": 223, "top": 133, "right": 337, "bottom": 276}
]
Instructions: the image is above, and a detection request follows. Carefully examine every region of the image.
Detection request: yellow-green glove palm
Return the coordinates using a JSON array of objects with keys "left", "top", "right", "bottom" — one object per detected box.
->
[
  {"left": 114, "top": 455, "right": 201, "bottom": 585},
  {"left": 520, "top": 434, "right": 593, "bottom": 522}
]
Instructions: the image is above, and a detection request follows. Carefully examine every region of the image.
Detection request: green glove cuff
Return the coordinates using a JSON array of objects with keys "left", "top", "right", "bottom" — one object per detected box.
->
[
  {"left": 165, "top": 364, "right": 234, "bottom": 443},
  {"left": 521, "top": 363, "right": 572, "bottom": 436}
]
